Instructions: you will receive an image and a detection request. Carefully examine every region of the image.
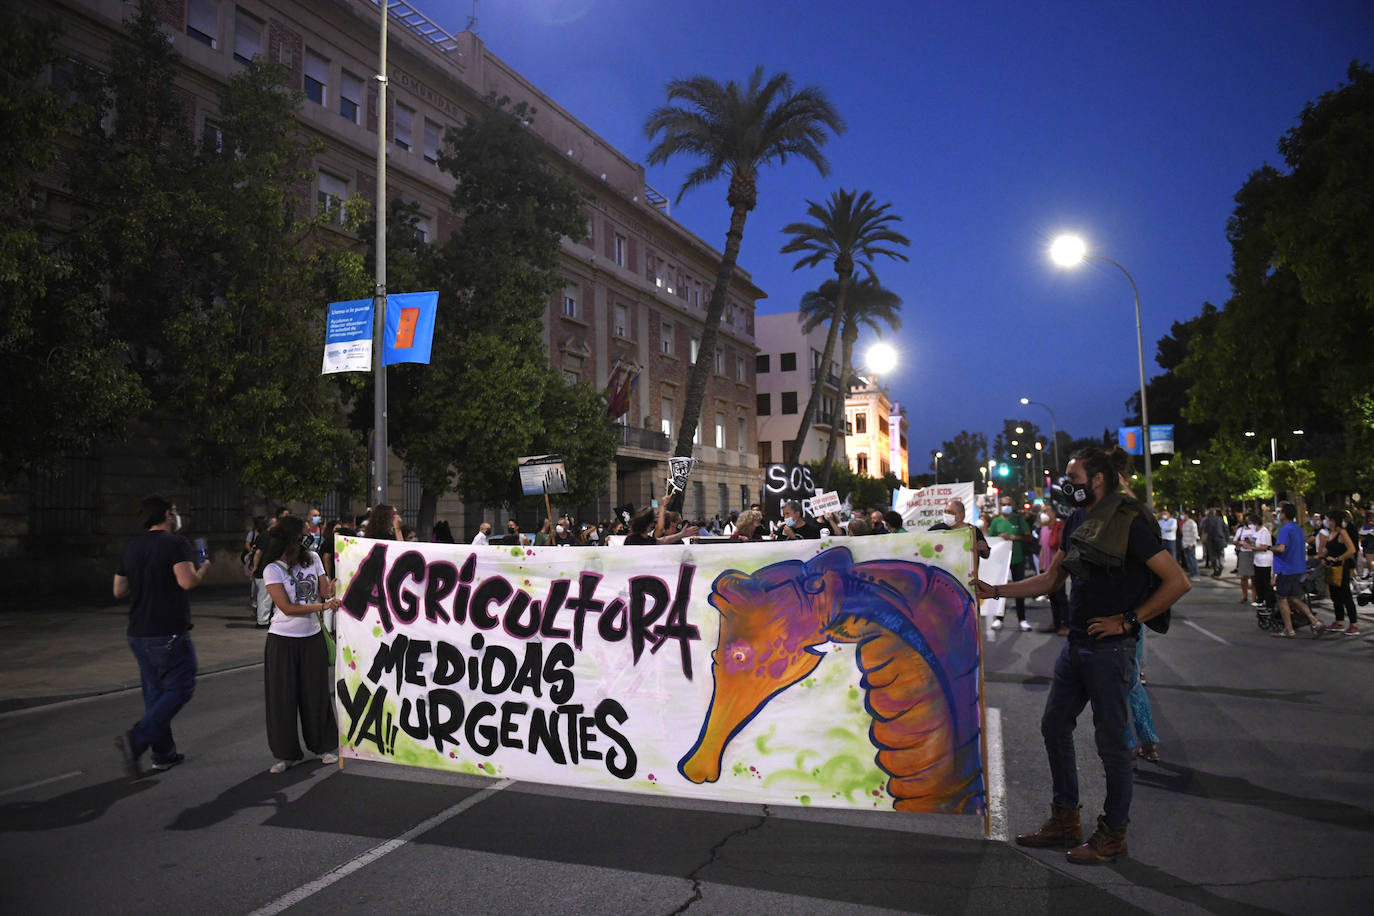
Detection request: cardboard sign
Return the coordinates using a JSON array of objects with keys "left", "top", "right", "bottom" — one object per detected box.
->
[
  {"left": 808, "top": 490, "right": 842, "bottom": 517},
  {"left": 517, "top": 454, "right": 569, "bottom": 496},
  {"left": 667, "top": 456, "right": 695, "bottom": 495}
]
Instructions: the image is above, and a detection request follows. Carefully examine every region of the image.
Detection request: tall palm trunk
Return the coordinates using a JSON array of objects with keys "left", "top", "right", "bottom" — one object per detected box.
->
[
  {"left": 788, "top": 274, "right": 849, "bottom": 466},
  {"left": 669, "top": 204, "right": 749, "bottom": 510},
  {"left": 819, "top": 317, "right": 858, "bottom": 488}
]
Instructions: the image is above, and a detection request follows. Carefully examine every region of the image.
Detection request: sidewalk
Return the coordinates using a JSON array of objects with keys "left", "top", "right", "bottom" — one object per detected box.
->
[{"left": 0, "top": 584, "right": 267, "bottom": 713}]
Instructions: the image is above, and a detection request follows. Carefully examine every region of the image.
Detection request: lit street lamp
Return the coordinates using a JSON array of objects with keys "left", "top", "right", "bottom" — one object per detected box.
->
[
  {"left": 1051, "top": 234, "right": 1154, "bottom": 509},
  {"left": 934, "top": 450, "right": 943, "bottom": 484},
  {"left": 1020, "top": 397, "right": 1060, "bottom": 476}
]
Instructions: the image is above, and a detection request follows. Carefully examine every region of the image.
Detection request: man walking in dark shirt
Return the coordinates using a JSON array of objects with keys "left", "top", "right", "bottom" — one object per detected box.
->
[{"left": 112, "top": 495, "right": 211, "bottom": 779}]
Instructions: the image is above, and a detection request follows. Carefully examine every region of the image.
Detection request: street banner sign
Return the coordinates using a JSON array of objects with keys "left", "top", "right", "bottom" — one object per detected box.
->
[
  {"left": 382, "top": 291, "right": 439, "bottom": 366},
  {"left": 517, "top": 454, "right": 568, "bottom": 495},
  {"left": 1118, "top": 425, "right": 1175, "bottom": 455},
  {"left": 333, "top": 531, "right": 987, "bottom": 818},
  {"left": 322, "top": 298, "right": 373, "bottom": 374}
]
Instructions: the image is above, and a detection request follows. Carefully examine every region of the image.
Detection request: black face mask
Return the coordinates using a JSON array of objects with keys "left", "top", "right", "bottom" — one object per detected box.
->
[{"left": 1059, "top": 476, "right": 1093, "bottom": 507}]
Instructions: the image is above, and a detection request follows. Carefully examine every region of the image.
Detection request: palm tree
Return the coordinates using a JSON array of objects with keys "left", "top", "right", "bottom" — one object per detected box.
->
[
  {"left": 781, "top": 189, "right": 909, "bottom": 466},
  {"left": 644, "top": 67, "right": 844, "bottom": 491},
  {"left": 822, "top": 276, "right": 903, "bottom": 486}
]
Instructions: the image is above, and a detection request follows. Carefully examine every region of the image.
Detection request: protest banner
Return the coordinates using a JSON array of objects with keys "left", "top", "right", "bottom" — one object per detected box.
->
[
  {"left": 893, "top": 482, "right": 977, "bottom": 530},
  {"left": 807, "top": 490, "right": 842, "bottom": 518},
  {"left": 332, "top": 531, "right": 987, "bottom": 819},
  {"left": 322, "top": 298, "right": 373, "bottom": 374}
]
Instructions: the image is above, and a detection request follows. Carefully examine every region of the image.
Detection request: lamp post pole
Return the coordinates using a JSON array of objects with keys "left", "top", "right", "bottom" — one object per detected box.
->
[
  {"left": 1020, "top": 397, "right": 1059, "bottom": 478},
  {"left": 371, "top": 2, "right": 390, "bottom": 507},
  {"left": 934, "top": 450, "right": 942, "bottom": 484}
]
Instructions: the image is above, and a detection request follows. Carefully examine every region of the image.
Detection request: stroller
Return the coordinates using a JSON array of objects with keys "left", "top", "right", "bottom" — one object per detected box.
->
[{"left": 1254, "top": 559, "right": 1325, "bottom": 632}]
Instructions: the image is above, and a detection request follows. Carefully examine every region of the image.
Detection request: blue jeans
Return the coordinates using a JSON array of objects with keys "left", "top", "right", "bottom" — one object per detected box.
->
[
  {"left": 1041, "top": 639, "right": 1136, "bottom": 829},
  {"left": 127, "top": 634, "right": 198, "bottom": 764},
  {"left": 1182, "top": 543, "right": 1199, "bottom": 577}
]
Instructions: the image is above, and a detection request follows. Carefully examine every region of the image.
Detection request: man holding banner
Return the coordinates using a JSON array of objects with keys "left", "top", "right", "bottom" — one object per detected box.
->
[{"left": 972, "top": 447, "right": 1190, "bottom": 865}]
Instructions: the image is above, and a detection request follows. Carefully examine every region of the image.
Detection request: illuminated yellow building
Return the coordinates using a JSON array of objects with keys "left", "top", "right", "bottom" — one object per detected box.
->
[{"left": 844, "top": 378, "right": 909, "bottom": 483}]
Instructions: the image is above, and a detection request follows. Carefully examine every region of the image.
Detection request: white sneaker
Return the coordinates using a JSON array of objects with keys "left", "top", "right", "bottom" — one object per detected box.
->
[
  {"left": 1018, "top": 620, "right": 1032, "bottom": 631},
  {"left": 269, "top": 759, "right": 298, "bottom": 774},
  {"left": 991, "top": 618, "right": 1004, "bottom": 630},
  {"left": 319, "top": 752, "right": 339, "bottom": 765}
]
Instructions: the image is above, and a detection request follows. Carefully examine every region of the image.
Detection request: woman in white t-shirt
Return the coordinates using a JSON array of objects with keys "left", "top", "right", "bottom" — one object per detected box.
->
[
  {"left": 1246, "top": 513, "right": 1274, "bottom": 608},
  {"left": 262, "top": 515, "right": 341, "bottom": 774}
]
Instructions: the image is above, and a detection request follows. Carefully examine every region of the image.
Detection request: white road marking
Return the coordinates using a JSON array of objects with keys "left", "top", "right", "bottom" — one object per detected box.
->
[
  {"left": 0, "top": 770, "right": 84, "bottom": 797},
  {"left": 247, "top": 778, "right": 513, "bottom": 915},
  {"left": 1183, "top": 619, "right": 1231, "bottom": 645},
  {"left": 986, "top": 707, "right": 1007, "bottom": 841}
]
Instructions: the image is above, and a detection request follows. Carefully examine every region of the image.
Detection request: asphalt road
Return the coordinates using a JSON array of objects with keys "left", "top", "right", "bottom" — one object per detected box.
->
[{"left": 1, "top": 571, "right": 1370, "bottom": 914}]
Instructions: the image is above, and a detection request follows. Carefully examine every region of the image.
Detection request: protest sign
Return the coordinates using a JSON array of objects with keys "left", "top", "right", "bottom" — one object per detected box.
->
[
  {"left": 667, "top": 456, "right": 695, "bottom": 495},
  {"left": 894, "top": 482, "right": 977, "bottom": 530},
  {"left": 332, "top": 531, "right": 987, "bottom": 817},
  {"left": 807, "top": 490, "right": 842, "bottom": 518},
  {"left": 762, "top": 464, "right": 816, "bottom": 520},
  {"left": 322, "top": 298, "right": 374, "bottom": 374},
  {"left": 517, "top": 455, "right": 569, "bottom": 496}
]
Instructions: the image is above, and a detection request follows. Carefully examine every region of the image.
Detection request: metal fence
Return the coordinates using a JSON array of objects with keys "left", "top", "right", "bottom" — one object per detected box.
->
[{"left": 30, "top": 454, "right": 101, "bottom": 536}]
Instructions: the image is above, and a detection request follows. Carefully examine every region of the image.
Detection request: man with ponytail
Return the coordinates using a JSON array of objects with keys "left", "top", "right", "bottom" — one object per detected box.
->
[{"left": 973, "top": 447, "right": 1190, "bottom": 865}]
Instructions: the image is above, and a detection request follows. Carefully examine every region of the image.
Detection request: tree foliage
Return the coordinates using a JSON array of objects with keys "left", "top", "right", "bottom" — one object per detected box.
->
[
  {"left": 805, "top": 461, "right": 902, "bottom": 512},
  {"left": 933, "top": 430, "right": 988, "bottom": 484},
  {"left": 644, "top": 67, "right": 844, "bottom": 481},
  {"left": 0, "top": 10, "right": 147, "bottom": 483}
]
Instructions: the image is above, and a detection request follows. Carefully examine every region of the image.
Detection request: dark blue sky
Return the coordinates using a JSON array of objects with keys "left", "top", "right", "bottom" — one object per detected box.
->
[{"left": 426, "top": 0, "right": 1373, "bottom": 477}]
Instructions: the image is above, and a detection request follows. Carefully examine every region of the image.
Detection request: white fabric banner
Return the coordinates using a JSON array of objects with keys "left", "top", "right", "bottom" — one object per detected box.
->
[{"left": 332, "top": 531, "right": 987, "bottom": 816}]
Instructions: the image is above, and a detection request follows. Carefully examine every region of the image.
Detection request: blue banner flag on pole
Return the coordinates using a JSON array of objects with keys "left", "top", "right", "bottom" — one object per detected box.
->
[
  {"left": 383, "top": 291, "right": 439, "bottom": 366},
  {"left": 1118, "top": 425, "right": 1175, "bottom": 455}
]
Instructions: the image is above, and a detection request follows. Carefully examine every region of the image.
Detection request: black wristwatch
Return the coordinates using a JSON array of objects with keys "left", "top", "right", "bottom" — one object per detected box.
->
[{"left": 1122, "top": 608, "right": 1139, "bottom": 632}]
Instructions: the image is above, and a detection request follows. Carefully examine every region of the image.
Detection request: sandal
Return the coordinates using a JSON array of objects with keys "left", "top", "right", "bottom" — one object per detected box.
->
[
  {"left": 1270, "top": 630, "right": 1296, "bottom": 638},
  {"left": 1135, "top": 744, "right": 1160, "bottom": 762}
]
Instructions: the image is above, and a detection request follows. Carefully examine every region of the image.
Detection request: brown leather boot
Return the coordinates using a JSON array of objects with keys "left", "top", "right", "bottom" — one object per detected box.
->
[
  {"left": 1015, "top": 804, "right": 1082, "bottom": 848},
  {"left": 1066, "top": 815, "right": 1128, "bottom": 864}
]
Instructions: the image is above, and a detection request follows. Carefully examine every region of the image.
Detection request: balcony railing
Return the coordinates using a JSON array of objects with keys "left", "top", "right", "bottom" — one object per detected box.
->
[
  {"left": 809, "top": 368, "right": 841, "bottom": 387},
  {"left": 619, "top": 425, "right": 670, "bottom": 452}
]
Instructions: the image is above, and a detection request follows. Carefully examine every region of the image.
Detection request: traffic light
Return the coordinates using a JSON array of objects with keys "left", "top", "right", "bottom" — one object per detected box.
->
[{"left": 997, "top": 463, "right": 1009, "bottom": 477}]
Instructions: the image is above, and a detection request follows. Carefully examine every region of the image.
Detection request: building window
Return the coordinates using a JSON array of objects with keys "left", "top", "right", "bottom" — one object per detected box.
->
[
  {"left": 736, "top": 355, "right": 745, "bottom": 380},
  {"left": 186, "top": 0, "right": 218, "bottom": 48},
  {"left": 780, "top": 352, "right": 797, "bottom": 372},
  {"left": 782, "top": 439, "right": 796, "bottom": 459},
  {"left": 614, "top": 303, "right": 629, "bottom": 338},
  {"left": 661, "top": 398, "right": 673, "bottom": 438},
  {"left": 423, "top": 118, "right": 442, "bottom": 164},
  {"left": 737, "top": 416, "right": 747, "bottom": 451},
  {"left": 879, "top": 416, "right": 889, "bottom": 435},
  {"left": 394, "top": 102, "right": 414, "bottom": 152},
  {"left": 303, "top": 50, "right": 328, "bottom": 106},
  {"left": 857, "top": 453, "right": 869, "bottom": 475},
  {"left": 202, "top": 119, "right": 223, "bottom": 154},
  {"left": 660, "top": 320, "right": 673, "bottom": 355},
  {"left": 614, "top": 233, "right": 626, "bottom": 267},
  {"left": 759, "top": 441, "right": 773, "bottom": 464},
  {"left": 690, "top": 282, "right": 700, "bottom": 307},
  {"left": 339, "top": 70, "right": 363, "bottom": 124},
  {"left": 715, "top": 413, "right": 725, "bottom": 449},
  {"left": 414, "top": 215, "right": 431, "bottom": 243},
  {"left": 562, "top": 369, "right": 579, "bottom": 384},
  {"left": 317, "top": 169, "right": 348, "bottom": 224},
  {"left": 781, "top": 391, "right": 798, "bottom": 415},
  {"left": 233, "top": 8, "right": 262, "bottom": 63},
  {"left": 714, "top": 348, "right": 724, "bottom": 374},
  {"left": 855, "top": 412, "right": 867, "bottom": 434},
  {"left": 690, "top": 337, "right": 700, "bottom": 364},
  {"left": 562, "top": 283, "right": 579, "bottom": 319},
  {"left": 756, "top": 354, "right": 770, "bottom": 374},
  {"left": 756, "top": 393, "right": 770, "bottom": 416}
]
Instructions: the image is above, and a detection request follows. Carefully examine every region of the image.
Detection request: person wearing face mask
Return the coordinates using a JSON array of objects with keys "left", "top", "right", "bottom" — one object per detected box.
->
[
  {"left": 928, "top": 499, "right": 990, "bottom": 559},
  {"left": 306, "top": 508, "right": 324, "bottom": 550},
  {"left": 1036, "top": 503, "right": 1069, "bottom": 635},
  {"left": 778, "top": 501, "right": 823, "bottom": 540},
  {"left": 112, "top": 495, "right": 212, "bottom": 779},
  {"left": 971, "top": 447, "right": 1190, "bottom": 865},
  {"left": 988, "top": 496, "right": 1034, "bottom": 630}
]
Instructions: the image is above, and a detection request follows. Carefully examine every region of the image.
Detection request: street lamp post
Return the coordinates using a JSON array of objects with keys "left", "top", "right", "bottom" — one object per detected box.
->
[
  {"left": 1051, "top": 235, "right": 1153, "bottom": 509},
  {"left": 1020, "top": 397, "right": 1060, "bottom": 477},
  {"left": 934, "top": 450, "right": 943, "bottom": 484}
]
